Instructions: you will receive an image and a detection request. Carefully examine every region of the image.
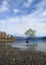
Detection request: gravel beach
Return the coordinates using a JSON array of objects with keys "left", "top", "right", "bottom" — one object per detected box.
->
[{"left": 0, "top": 45, "right": 46, "bottom": 65}]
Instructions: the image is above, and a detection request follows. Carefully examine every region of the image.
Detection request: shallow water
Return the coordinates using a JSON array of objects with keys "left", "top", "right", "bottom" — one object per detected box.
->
[
  {"left": 36, "top": 42, "right": 46, "bottom": 52},
  {"left": 0, "top": 40, "right": 46, "bottom": 52},
  {"left": 11, "top": 41, "right": 46, "bottom": 52}
]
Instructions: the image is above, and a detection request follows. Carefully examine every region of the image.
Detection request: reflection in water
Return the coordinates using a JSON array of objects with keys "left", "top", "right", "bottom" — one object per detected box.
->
[
  {"left": 0, "top": 41, "right": 46, "bottom": 52},
  {"left": 12, "top": 41, "right": 46, "bottom": 52},
  {"left": 0, "top": 41, "right": 12, "bottom": 47},
  {"left": 36, "top": 42, "right": 46, "bottom": 52}
]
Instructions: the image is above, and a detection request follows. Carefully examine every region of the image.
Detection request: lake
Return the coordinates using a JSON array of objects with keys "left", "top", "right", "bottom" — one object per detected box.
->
[
  {"left": 11, "top": 40, "right": 46, "bottom": 52},
  {"left": 0, "top": 40, "right": 46, "bottom": 52}
]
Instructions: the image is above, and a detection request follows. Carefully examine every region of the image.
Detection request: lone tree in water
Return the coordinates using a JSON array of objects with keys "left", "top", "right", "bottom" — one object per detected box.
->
[{"left": 25, "top": 28, "right": 36, "bottom": 43}]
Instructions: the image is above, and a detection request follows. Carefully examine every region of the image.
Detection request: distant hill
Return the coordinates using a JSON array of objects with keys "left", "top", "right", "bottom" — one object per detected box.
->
[{"left": 14, "top": 36, "right": 46, "bottom": 42}]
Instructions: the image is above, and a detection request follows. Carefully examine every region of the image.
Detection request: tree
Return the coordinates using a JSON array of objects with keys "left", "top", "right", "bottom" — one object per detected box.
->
[
  {"left": 25, "top": 28, "right": 36, "bottom": 43},
  {"left": 25, "top": 28, "right": 36, "bottom": 37}
]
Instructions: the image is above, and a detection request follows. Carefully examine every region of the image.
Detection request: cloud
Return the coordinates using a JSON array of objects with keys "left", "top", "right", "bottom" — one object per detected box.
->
[
  {"left": 0, "top": 0, "right": 8, "bottom": 13},
  {"left": 13, "top": 9, "right": 20, "bottom": 14},
  {"left": 0, "top": 0, "right": 46, "bottom": 36},
  {"left": 0, "top": 12, "right": 46, "bottom": 36},
  {"left": 23, "top": 0, "right": 33, "bottom": 7},
  {"left": 42, "top": 9, "right": 46, "bottom": 16},
  {"left": 34, "top": 0, "right": 46, "bottom": 17}
]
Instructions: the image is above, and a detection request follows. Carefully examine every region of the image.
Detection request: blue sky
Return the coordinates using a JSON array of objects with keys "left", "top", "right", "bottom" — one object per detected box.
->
[{"left": 0, "top": 0, "right": 46, "bottom": 36}]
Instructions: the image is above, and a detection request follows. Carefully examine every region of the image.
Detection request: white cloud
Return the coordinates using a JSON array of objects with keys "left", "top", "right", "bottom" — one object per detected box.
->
[
  {"left": 23, "top": 0, "right": 33, "bottom": 7},
  {"left": 34, "top": 0, "right": 46, "bottom": 17},
  {"left": 13, "top": 9, "right": 20, "bottom": 13},
  {"left": 42, "top": 9, "right": 46, "bottom": 16},
  {"left": 0, "top": 13, "right": 46, "bottom": 36},
  {"left": 36, "top": 0, "right": 46, "bottom": 9},
  {"left": 0, "top": 1, "right": 8, "bottom": 12},
  {"left": 0, "top": 0, "right": 46, "bottom": 36}
]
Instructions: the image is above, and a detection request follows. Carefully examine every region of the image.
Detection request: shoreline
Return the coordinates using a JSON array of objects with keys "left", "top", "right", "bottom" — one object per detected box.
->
[{"left": 0, "top": 45, "right": 46, "bottom": 65}]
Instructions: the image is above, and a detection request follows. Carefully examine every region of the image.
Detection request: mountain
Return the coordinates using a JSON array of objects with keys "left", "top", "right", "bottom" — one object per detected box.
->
[{"left": 13, "top": 35, "right": 46, "bottom": 42}]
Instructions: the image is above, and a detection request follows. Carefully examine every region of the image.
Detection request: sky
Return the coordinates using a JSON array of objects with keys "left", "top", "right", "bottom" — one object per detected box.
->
[{"left": 0, "top": 0, "right": 46, "bottom": 36}]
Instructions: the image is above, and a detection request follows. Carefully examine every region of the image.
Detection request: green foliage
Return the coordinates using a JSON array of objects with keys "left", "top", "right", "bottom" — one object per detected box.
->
[{"left": 25, "top": 28, "right": 36, "bottom": 37}]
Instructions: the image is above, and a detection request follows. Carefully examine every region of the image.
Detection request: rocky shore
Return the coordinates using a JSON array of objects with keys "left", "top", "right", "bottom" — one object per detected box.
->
[{"left": 0, "top": 45, "right": 46, "bottom": 65}]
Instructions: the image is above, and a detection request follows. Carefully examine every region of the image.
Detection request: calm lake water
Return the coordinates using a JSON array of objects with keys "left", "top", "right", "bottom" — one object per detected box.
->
[
  {"left": 0, "top": 40, "right": 46, "bottom": 52},
  {"left": 11, "top": 40, "right": 46, "bottom": 52}
]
